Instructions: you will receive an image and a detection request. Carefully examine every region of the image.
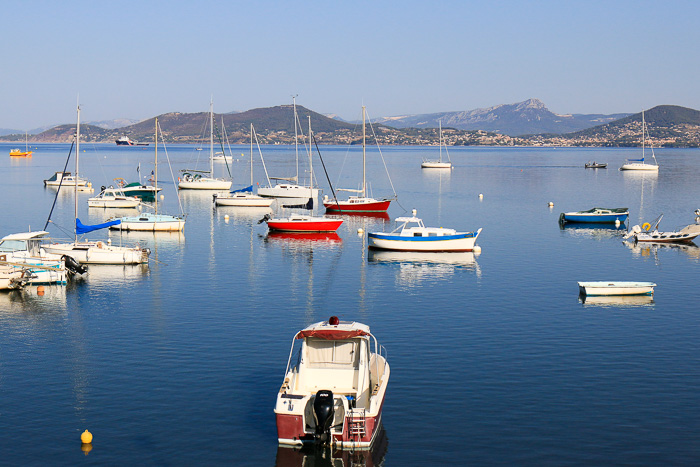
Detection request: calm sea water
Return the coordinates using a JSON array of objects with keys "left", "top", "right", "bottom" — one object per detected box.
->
[{"left": 1, "top": 142, "right": 699, "bottom": 465}]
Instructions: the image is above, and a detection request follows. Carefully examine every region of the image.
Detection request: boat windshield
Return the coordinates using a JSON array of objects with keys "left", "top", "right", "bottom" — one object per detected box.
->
[
  {"left": 0, "top": 240, "right": 27, "bottom": 252},
  {"left": 305, "top": 338, "right": 359, "bottom": 368}
]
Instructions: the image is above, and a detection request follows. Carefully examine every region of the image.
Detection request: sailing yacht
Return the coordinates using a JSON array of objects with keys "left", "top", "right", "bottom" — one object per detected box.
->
[
  {"left": 257, "top": 97, "right": 319, "bottom": 202},
  {"left": 111, "top": 118, "right": 186, "bottom": 231},
  {"left": 421, "top": 121, "right": 452, "bottom": 169},
  {"left": 214, "top": 124, "right": 274, "bottom": 207},
  {"left": 324, "top": 106, "right": 395, "bottom": 213},
  {"left": 43, "top": 102, "right": 150, "bottom": 264},
  {"left": 178, "top": 100, "right": 232, "bottom": 190},
  {"left": 620, "top": 111, "right": 659, "bottom": 171}
]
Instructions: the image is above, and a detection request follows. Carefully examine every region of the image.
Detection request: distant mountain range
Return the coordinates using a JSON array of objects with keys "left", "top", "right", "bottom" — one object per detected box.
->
[
  {"left": 4, "top": 100, "right": 700, "bottom": 147},
  {"left": 370, "top": 99, "right": 630, "bottom": 136}
]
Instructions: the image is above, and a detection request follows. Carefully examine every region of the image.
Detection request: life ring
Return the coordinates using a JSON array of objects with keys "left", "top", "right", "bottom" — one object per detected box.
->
[{"left": 642, "top": 223, "right": 651, "bottom": 231}]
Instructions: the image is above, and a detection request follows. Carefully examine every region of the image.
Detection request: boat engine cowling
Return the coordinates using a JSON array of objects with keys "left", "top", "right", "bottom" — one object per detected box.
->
[
  {"left": 63, "top": 255, "right": 87, "bottom": 275},
  {"left": 313, "top": 390, "right": 334, "bottom": 444}
]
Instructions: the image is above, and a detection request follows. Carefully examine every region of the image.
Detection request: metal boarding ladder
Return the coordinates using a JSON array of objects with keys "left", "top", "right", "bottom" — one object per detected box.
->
[{"left": 348, "top": 409, "right": 367, "bottom": 441}]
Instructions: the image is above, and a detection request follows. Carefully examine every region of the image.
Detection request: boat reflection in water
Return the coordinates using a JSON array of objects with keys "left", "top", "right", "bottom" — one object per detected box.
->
[
  {"left": 0, "top": 284, "right": 68, "bottom": 315},
  {"left": 83, "top": 264, "right": 150, "bottom": 287},
  {"left": 579, "top": 294, "right": 655, "bottom": 308},
  {"left": 265, "top": 231, "right": 342, "bottom": 250},
  {"left": 368, "top": 249, "right": 481, "bottom": 286},
  {"left": 624, "top": 240, "right": 700, "bottom": 261},
  {"left": 275, "top": 424, "right": 388, "bottom": 467},
  {"left": 559, "top": 222, "right": 627, "bottom": 240}
]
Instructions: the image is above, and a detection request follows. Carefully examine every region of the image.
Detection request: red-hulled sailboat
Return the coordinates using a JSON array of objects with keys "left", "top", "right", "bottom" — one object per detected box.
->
[
  {"left": 324, "top": 106, "right": 395, "bottom": 213},
  {"left": 275, "top": 316, "right": 390, "bottom": 450},
  {"left": 261, "top": 213, "right": 343, "bottom": 233}
]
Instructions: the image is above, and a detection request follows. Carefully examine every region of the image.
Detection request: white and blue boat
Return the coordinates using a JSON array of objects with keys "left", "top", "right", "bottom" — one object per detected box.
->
[
  {"left": 368, "top": 210, "right": 482, "bottom": 252},
  {"left": 559, "top": 207, "right": 628, "bottom": 224}
]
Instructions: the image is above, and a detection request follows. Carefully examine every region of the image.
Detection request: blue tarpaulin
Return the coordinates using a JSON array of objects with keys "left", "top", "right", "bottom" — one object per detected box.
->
[
  {"left": 76, "top": 218, "right": 121, "bottom": 235},
  {"left": 231, "top": 185, "right": 253, "bottom": 193}
]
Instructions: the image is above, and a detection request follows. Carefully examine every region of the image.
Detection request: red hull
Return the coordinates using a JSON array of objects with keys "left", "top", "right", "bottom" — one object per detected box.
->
[
  {"left": 324, "top": 200, "right": 391, "bottom": 213},
  {"left": 267, "top": 220, "right": 343, "bottom": 232},
  {"left": 276, "top": 407, "right": 383, "bottom": 447}
]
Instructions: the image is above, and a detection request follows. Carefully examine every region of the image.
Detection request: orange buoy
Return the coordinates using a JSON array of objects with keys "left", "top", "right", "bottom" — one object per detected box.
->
[{"left": 37, "top": 286, "right": 45, "bottom": 296}]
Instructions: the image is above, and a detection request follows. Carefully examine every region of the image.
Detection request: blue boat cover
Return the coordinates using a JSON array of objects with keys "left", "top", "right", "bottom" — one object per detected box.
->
[
  {"left": 626, "top": 158, "right": 644, "bottom": 162},
  {"left": 76, "top": 218, "right": 121, "bottom": 234},
  {"left": 231, "top": 185, "right": 253, "bottom": 193}
]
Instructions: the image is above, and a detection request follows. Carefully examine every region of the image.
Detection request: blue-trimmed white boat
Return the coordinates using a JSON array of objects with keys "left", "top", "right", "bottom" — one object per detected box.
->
[
  {"left": 368, "top": 210, "right": 482, "bottom": 252},
  {"left": 559, "top": 207, "right": 629, "bottom": 224}
]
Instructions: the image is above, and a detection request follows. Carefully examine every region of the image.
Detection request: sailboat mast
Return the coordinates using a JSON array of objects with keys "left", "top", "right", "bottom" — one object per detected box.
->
[
  {"left": 250, "top": 123, "right": 253, "bottom": 186},
  {"left": 642, "top": 110, "right": 646, "bottom": 163},
  {"left": 308, "top": 115, "right": 313, "bottom": 193},
  {"left": 439, "top": 120, "right": 443, "bottom": 162},
  {"left": 293, "top": 95, "right": 299, "bottom": 183},
  {"left": 75, "top": 102, "right": 80, "bottom": 243},
  {"left": 362, "top": 105, "right": 366, "bottom": 198},
  {"left": 155, "top": 117, "right": 158, "bottom": 215},
  {"left": 210, "top": 99, "right": 214, "bottom": 175}
]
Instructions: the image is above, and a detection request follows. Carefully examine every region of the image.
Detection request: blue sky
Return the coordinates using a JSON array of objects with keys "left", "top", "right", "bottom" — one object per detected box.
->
[{"left": 3, "top": 0, "right": 700, "bottom": 129}]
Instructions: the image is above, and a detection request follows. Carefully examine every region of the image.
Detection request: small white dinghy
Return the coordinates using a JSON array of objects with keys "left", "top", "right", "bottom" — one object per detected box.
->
[{"left": 578, "top": 281, "right": 656, "bottom": 296}]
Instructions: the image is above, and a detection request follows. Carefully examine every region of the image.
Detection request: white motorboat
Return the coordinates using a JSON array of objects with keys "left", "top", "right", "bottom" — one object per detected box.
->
[
  {"left": 110, "top": 118, "right": 186, "bottom": 232},
  {"left": 619, "top": 111, "right": 659, "bottom": 171},
  {"left": 88, "top": 187, "right": 141, "bottom": 208},
  {"left": 0, "top": 264, "right": 30, "bottom": 290},
  {"left": 0, "top": 231, "right": 86, "bottom": 284},
  {"left": 421, "top": 121, "right": 452, "bottom": 169},
  {"left": 368, "top": 209, "right": 482, "bottom": 252},
  {"left": 44, "top": 102, "right": 151, "bottom": 265},
  {"left": 274, "top": 316, "right": 389, "bottom": 450},
  {"left": 624, "top": 214, "right": 700, "bottom": 244},
  {"left": 578, "top": 281, "right": 656, "bottom": 296},
  {"left": 43, "top": 171, "right": 89, "bottom": 187},
  {"left": 257, "top": 97, "right": 320, "bottom": 203},
  {"left": 214, "top": 124, "right": 275, "bottom": 208},
  {"left": 178, "top": 100, "right": 232, "bottom": 191}
]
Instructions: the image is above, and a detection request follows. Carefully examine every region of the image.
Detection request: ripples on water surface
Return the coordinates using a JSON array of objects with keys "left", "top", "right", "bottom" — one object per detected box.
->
[{"left": 1, "top": 143, "right": 699, "bottom": 465}]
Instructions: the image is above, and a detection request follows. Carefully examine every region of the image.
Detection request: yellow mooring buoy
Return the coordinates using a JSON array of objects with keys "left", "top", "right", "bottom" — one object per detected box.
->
[{"left": 81, "top": 430, "right": 93, "bottom": 444}]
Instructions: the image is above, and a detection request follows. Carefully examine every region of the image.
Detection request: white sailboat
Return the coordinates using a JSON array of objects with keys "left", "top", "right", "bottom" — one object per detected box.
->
[
  {"left": 421, "top": 121, "right": 452, "bottom": 169},
  {"left": 111, "top": 118, "right": 187, "bottom": 231},
  {"left": 214, "top": 124, "right": 275, "bottom": 207},
  {"left": 178, "top": 99, "right": 233, "bottom": 190},
  {"left": 620, "top": 111, "right": 659, "bottom": 171},
  {"left": 44, "top": 102, "right": 150, "bottom": 264},
  {"left": 257, "top": 96, "right": 319, "bottom": 202}
]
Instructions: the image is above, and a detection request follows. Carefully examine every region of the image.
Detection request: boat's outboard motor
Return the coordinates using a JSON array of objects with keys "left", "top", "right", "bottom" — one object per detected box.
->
[
  {"left": 257, "top": 213, "right": 271, "bottom": 224},
  {"left": 63, "top": 255, "right": 87, "bottom": 275},
  {"left": 313, "top": 390, "right": 334, "bottom": 444}
]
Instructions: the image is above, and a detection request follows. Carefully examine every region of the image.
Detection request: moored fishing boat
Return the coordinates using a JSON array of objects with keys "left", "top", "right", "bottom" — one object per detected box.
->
[
  {"left": 584, "top": 161, "right": 607, "bottom": 169},
  {"left": 578, "top": 281, "right": 656, "bottom": 296},
  {"left": 9, "top": 132, "right": 32, "bottom": 157},
  {"left": 368, "top": 210, "right": 481, "bottom": 252},
  {"left": 559, "top": 207, "right": 629, "bottom": 224},
  {"left": 274, "top": 316, "right": 389, "bottom": 450},
  {"left": 624, "top": 214, "right": 700, "bottom": 243},
  {"left": 88, "top": 187, "right": 141, "bottom": 208},
  {"left": 260, "top": 214, "right": 343, "bottom": 233}
]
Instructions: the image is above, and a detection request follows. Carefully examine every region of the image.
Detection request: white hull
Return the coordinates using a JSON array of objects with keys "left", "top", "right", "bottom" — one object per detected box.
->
[
  {"left": 421, "top": 161, "right": 452, "bottom": 169},
  {"left": 578, "top": 281, "right": 656, "bottom": 296},
  {"left": 44, "top": 241, "right": 149, "bottom": 264},
  {"left": 620, "top": 163, "right": 658, "bottom": 171},
  {"left": 110, "top": 218, "right": 185, "bottom": 232},
  {"left": 178, "top": 178, "right": 232, "bottom": 190},
  {"left": 88, "top": 199, "right": 140, "bottom": 208},
  {"left": 368, "top": 234, "right": 479, "bottom": 251},
  {"left": 214, "top": 194, "right": 274, "bottom": 207},
  {"left": 257, "top": 185, "right": 319, "bottom": 199}
]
